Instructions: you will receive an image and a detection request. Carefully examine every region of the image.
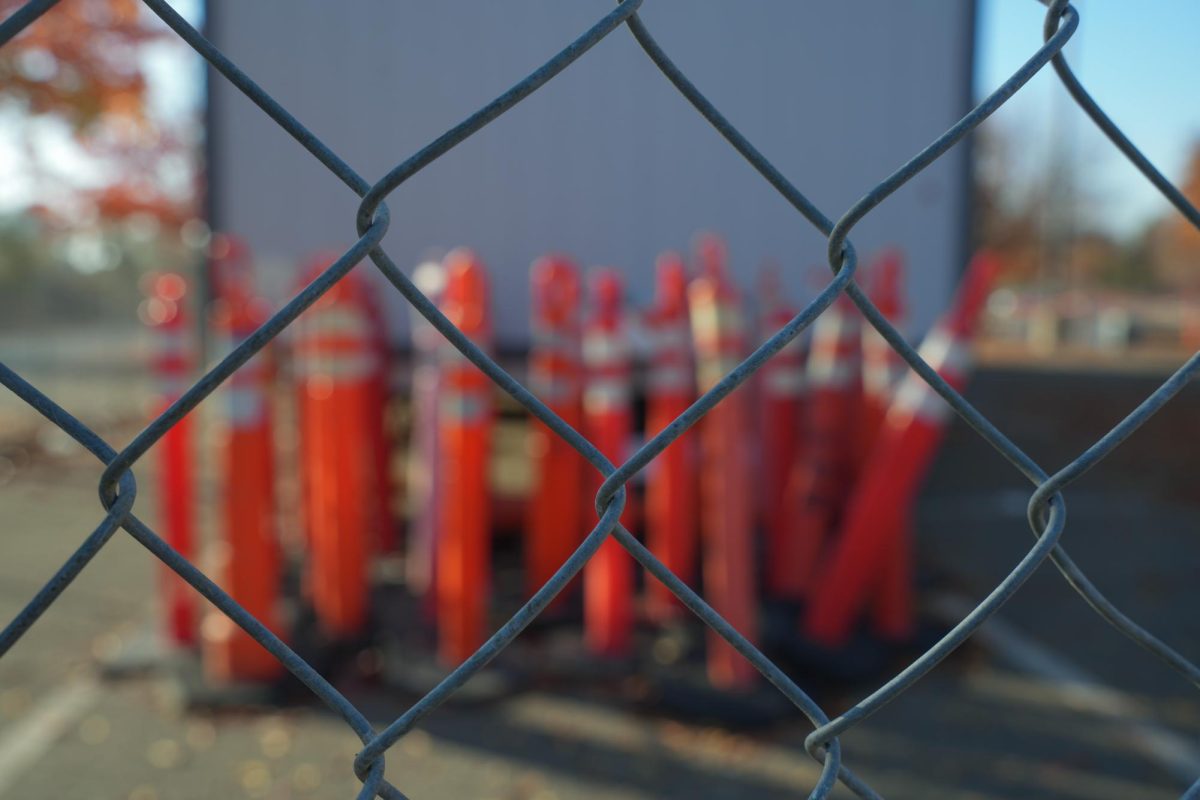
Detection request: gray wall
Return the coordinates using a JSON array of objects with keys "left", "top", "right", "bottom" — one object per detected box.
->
[{"left": 209, "top": 1, "right": 974, "bottom": 347}]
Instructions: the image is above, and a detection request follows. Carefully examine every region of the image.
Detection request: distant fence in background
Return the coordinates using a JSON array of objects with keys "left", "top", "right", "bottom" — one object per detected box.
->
[{"left": 0, "top": 2, "right": 1198, "bottom": 799}]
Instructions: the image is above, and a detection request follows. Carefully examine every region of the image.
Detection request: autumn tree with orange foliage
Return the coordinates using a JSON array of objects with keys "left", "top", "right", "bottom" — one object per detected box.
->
[
  {"left": 0, "top": 0, "right": 195, "bottom": 229},
  {"left": 1147, "top": 141, "right": 1200, "bottom": 292}
]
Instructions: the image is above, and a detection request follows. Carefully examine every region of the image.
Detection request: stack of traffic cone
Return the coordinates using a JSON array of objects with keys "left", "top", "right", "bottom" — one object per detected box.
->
[
  {"left": 202, "top": 235, "right": 284, "bottom": 684},
  {"left": 773, "top": 289, "right": 862, "bottom": 603},
  {"left": 689, "top": 234, "right": 758, "bottom": 689},
  {"left": 140, "top": 271, "right": 198, "bottom": 651},
  {"left": 435, "top": 249, "right": 494, "bottom": 667},
  {"left": 407, "top": 260, "right": 448, "bottom": 621},
  {"left": 526, "top": 255, "right": 585, "bottom": 608},
  {"left": 293, "top": 255, "right": 383, "bottom": 642},
  {"left": 804, "top": 252, "right": 999, "bottom": 646},
  {"left": 756, "top": 263, "right": 808, "bottom": 602},
  {"left": 642, "top": 252, "right": 698, "bottom": 623},
  {"left": 582, "top": 269, "right": 635, "bottom": 659}
]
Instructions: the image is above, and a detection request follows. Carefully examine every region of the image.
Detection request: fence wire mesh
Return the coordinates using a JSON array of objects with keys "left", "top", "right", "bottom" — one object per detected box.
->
[{"left": 1, "top": 1, "right": 1199, "bottom": 798}]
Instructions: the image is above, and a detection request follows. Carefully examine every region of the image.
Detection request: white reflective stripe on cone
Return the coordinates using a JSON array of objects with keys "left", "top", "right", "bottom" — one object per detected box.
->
[
  {"left": 645, "top": 364, "right": 692, "bottom": 393},
  {"left": 582, "top": 330, "right": 630, "bottom": 366},
  {"left": 299, "top": 307, "right": 373, "bottom": 340},
  {"left": 584, "top": 378, "right": 631, "bottom": 412},
  {"left": 439, "top": 391, "right": 489, "bottom": 423},
  {"left": 294, "top": 351, "right": 379, "bottom": 380},
  {"left": 807, "top": 357, "right": 857, "bottom": 389},
  {"left": 863, "top": 358, "right": 906, "bottom": 399},
  {"left": 645, "top": 325, "right": 690, "bottom": 354},
  {"left": 812, "top": 307, "right": 857, "bottom": 341},
  {"left": 890, "top": 374, "right": 952, "bottom": 425},
  {"left": 891, "top": 336, "right": 970, "bottom": 424},
  {"left": 226, "top": 386, "right": 267, "bottom": 427},
  {"left": 917, "top": 327, "right": 970, "bottom": 376},
  {"left": 691, "top": 303, "right": 744, "bottom": 344},
  {"left": 531, "top": 327, "right": 578, "bottom": 355},
  {"left": 529, "top": 373, "right": 579, "bottom": 404},
  {"left": 763, "top": 367, "right": 806, "bottom": 396},
  {"left": 696, "top": 355, "right": 743, "bottom": 390}
]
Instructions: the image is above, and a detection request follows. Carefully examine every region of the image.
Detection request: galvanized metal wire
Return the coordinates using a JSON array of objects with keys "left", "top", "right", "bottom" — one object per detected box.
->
[{"left": 1, "top": 1, "right": 1198, "bottom": 797}]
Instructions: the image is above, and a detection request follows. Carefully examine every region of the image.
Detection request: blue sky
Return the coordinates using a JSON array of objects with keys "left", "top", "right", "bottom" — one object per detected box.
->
[{"left": 976, "top": 0, "right": 1200, "bottom": 237}]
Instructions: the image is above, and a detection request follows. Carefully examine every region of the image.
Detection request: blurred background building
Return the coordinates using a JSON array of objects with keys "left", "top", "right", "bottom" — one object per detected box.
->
[{"left": 206, "top": 2, "right": 973, "bottom": 345}]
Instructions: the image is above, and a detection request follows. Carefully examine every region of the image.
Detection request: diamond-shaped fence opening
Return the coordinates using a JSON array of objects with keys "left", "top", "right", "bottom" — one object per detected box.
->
[{"left": 1, "top": 1, "right": 1199, "bottom": 798}]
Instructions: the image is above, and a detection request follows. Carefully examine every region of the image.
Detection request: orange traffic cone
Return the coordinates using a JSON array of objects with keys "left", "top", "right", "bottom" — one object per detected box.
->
[
  {"left": 689, "top": 234, "right": 757, "bottom": 689},
  {"left": 293, "top": 254, "right": 382, "bottom": 641},
  {"left": 526, "top": 255, "right": 585, "bottom": 607},
  {"left": 435, "top": 249, "right": 493, "bottom": 666},
  {"left": 773, "top": 288, "right": 863, "bottom": 601},
  {"left": 202, "top": 235, "right": 284, "bottom": 683},
  {"left": 756, "top": 262, "right": 808, "bottom": 602},
  {"left": 408, "top": 260, "right": 447, "bottom": 621},
  {"left": 141, "top": 271, "right": 198, "bottom": 650},
  {"left": 582, "top": 268, "right": 635, "bottom": 658},
  {"left": 804, "top": 252, "right": 999, "bottom": 646},
  {"left": 643, "top": 252, "right": 698, "bottom": 623}
]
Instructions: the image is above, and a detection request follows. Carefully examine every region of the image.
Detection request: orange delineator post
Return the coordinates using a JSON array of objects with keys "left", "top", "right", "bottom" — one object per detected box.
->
[
  {"left": 202, "top": 236, "right": 284, "bottom": 683},
  {"left": 526, "top": 255, "right": 585, "bottom": 606},
  {"left": 408, "top": 260, "right": 447, "bottom": 621},
  {"left": 804, "top": 252, "right": 999, "bottom": 647},
  {"left": 364, "top": 288, "right": 396, "bottom": 554},
  {"left": 774, "top": 289, "right": 863, "bottom": 601},
  {"left": 643, "top": 252, "right": 698, "bottom": 623},
  {"left": 293, "top": 254, "right": 381, "bottom": 641},
  {"left": 141, "top": 271, "right": 198, "bottom": 649},
  {"left": 858, "top": 250, "right": 907, "bottom": 468},
  {"left": 756, "top": 263, "right": 808, "bottom": 602},
  {"left": 857, "top": 250, "right": 910, "bottom": 640},
  {"left": 689, "top": 234, "right": 758, "bottom": 689},
  {"left": 582, "top": 269, "right": 635, "bottom": 658},
  {"left": 435, "top": 249, "right": 493, "bottom": 666}
]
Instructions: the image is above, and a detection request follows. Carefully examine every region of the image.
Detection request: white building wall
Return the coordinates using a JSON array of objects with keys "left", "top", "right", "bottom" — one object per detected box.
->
[{"left": 208, "top": 1, "right": 974, "bottom": 347}]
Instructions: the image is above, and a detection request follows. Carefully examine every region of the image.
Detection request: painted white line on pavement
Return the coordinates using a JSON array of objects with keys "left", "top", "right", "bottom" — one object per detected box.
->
[
  {"left": 932, "top": 594, "right": 1200, "bottom": 788},
  {"left": 0, "top": 679, "right": 100, "bottom": 797}
]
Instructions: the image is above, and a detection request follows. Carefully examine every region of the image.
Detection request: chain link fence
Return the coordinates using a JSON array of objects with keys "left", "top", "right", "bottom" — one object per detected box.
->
[{"left": 1, "top": 1, "right": 1199, "bottom": 798}]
